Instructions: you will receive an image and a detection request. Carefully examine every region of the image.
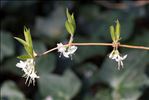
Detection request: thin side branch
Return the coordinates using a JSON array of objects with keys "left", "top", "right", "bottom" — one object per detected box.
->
[
  {"left": 37, "top": 47, "right": 58, "bottom": 57},
  {"left": 119, "top": 44, "right": 149, "bottom": 50},
  {"left": 72, "top": 43, "right": 112, "bottom": 46},
  {"left": 38, "top": 42, "right": 149, "bottom": 56}
]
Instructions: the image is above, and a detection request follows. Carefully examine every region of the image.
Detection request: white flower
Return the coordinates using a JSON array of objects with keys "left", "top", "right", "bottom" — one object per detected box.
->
[
  {"left": 115, "top": 54, "right": 127, "bottom": 70},
  {"left": 16, "top": 59, "right": 39, "bottom": 86},
  {"left": 16, "top": 60, "right": 27, "bottom": 68},
  {"left": 57, "top": 43, "right": 77, "bottom": 58},
  {"left": 57, "top": 43, "right": 66, "bottom": 53},
  {"left": 109, "top": 50, "right": 127, "bottom": 70}
]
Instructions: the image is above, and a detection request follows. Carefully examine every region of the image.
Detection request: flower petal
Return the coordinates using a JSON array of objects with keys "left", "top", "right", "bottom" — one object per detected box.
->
[
  {"left": 109, "top": 53, "right": 113, "bottom": 58},
  {"left": 16, "top": 61, "right": 26, "bottom": 68},
  {"left": 120, "top": 61, "right": 124, "bottom": 68},
  {"left": 68, "top": 46, "right": 77, "bottom": 54},
  {"left": 122, "top": 54, "right": 127, "bottom": 60},
  {"left": 57, "top": 43, "right": 66, "bottom": 52},
  {"left": 63, "top": 52, "right": 70, "bottom": 58}
]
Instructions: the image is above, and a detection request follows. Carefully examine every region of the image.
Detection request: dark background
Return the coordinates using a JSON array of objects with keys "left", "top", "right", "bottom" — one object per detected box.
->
[{"left": 1, "top": 0, "right": 149, "bottom": 100}]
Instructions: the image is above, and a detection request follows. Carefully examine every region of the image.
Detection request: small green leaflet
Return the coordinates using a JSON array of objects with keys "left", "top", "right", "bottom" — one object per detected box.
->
[
  {"left": 110, "top": 25, "right": 116, "bottom": 42},
  {"left": 24, "top": 26, "right": 33, "bottom": 48},
  {"left": 71, "top": 14, "right": 76, "bottom": 32},
  {"left": 65, "top": 8, "right": 76, "bottom": 35},
  {"left": 14, "top": 37, "right": 28, "bottom": 47},
  {"left": 24, "top": 45, "right": 33, "bottom": 58},
  {"left": 14, "top": 27, "right": 34, "bottom": 60},
  {"left": 66, "top": 8, "right": 72, "bottom": 23},
  {"left": 110, "top": 19, "right": 121, "bottom": 42},
  {"left": 17, "top": 55, "right": 32, "bottom": 60},
  {"left": 65, "top": 20, "right": 74, "bottom": 35},
  {"left": 115, "top": 20, "right": 120, "bottom": 41}
]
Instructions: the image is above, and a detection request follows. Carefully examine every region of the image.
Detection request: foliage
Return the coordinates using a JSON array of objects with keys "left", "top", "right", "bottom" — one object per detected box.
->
[
  {"left": 0, "top": 1, "right": 149, "bottom": 100},
  {"left": 65, "top": 8, "right": 76, "bottom": 36},
  {"left": 1, "top": 81, "right": 26, "bottom": 100},
  {"left": 14, "top": 27, "right": 35, "bottom": 60}
]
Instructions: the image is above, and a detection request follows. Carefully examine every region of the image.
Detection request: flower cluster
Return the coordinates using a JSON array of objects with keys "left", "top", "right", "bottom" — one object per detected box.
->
[
  {"left": 16, "top": 59, "right": 39, "bottom": 86},
  {"left": 109, "top": 50, "right": 127, "bottom": 70},
  {"left": 57, "top": 43, "right": 77, "bottom": 58}
]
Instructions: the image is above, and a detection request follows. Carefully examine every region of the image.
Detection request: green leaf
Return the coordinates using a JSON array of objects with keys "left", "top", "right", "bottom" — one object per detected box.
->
[
  {"left": 66, "top": 8, "right": 72, "bottom": 23},
  {"left": 110, "top": 25, "right": 116, "bottom": 42},
  {"left": 17, "top": 55, "right": 32, "bottom": 60},
  {"left": 71, "top": 14, "right": 76, "bottom": 32},
  {"left": 115, "top": 19, "right": 120, "bottom": 40},
  {"left": 24, "top": 45, "right": 33, "bottom": 58},
  {"left": 14, "top": 33, "right": 34, "bottom": 58},
  {"left": 65, "top": 8, "right": 76, "bottom": 35},
  {"left": 65, "top": 20, "right": 74, "bottom": 35},
  {"left": 63, "top": 70, "right": 82, "bottom": 98},
  {"left": 1, "top": 81, "right": 26, "bottom": 100},
  {"left": 24, "top": 26, "right": 33, "bottom": 48},
  {"left": 38, "top": 70, "right": 81, "bottom": 100},
  {"left": 23, "top": 27, "right": 34, "bottom": 57},
  {"left": 1, "top": 31, "right": 15, "bottom": 62},
  {"left": 14, "top": 37, "right": 28, "bottom": 47}
]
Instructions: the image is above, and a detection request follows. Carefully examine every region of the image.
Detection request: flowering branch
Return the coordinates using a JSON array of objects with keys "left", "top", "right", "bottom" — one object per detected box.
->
[
  {"left": 38, "top": 19, "right": 148, "bottom": 70},
  {"left": 14, "top": 8, "right": 149, "bottom": 86}
]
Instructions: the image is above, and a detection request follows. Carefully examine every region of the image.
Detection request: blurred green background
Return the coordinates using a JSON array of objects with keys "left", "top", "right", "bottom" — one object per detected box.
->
[{"left": 0, "top": 1, "right": 149, "bottom": 100}]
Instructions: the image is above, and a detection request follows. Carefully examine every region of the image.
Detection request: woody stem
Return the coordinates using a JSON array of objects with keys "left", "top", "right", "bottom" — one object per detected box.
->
[{"left": 37, "top": 42, "right": 149, "bottom": 56}]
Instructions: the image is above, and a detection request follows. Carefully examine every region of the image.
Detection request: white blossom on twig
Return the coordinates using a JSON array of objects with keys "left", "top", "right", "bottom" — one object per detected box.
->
[
  {"left": 57, "top": 43, "right": 77, "bottom": 58},
  {"left": 16, "top": 59, "right": 39, "bottom": 86},
  {"left": 109, "top": 50, "right": 127, "bottom": 70}
]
